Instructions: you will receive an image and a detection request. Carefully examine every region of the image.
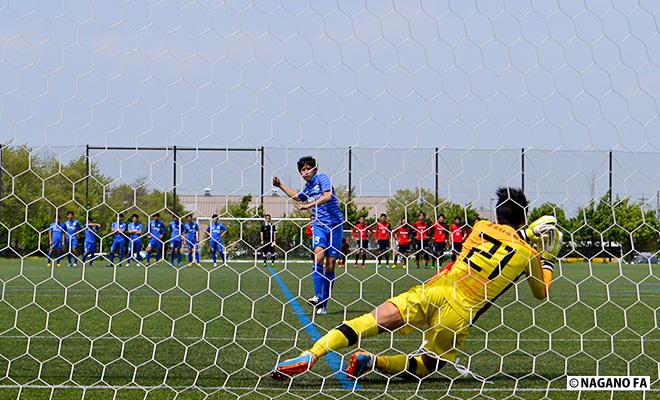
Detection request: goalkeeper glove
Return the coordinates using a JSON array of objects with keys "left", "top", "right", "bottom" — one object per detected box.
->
[
  {"left": 539, "top": 227, "right": 563, "bottom": 260},
  {"left": 518, "top": 215, "right": 557, "bottom": 243}
]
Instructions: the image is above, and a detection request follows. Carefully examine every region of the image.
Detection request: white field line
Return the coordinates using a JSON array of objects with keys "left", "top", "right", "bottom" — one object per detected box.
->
[
  {"left": 1, "top": 384, "right": 657, "bottom": 392},
  {"left": 0, "top": 335, "right": 653, "bottom": 343}
]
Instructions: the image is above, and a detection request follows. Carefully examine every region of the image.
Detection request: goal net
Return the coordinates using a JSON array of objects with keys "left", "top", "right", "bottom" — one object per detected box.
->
[{"left": 0, "top": 0, "right": 658, "bottom": 398}]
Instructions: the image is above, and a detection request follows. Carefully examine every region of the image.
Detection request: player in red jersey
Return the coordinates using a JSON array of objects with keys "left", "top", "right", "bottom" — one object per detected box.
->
[
  {"left": 304, "top": 215, "right": 314, "bottom": 261},
  {"left": 393, "top": 219, "right": 412, "bottom": 269},
  {"left": 450, "top": 216, "right": 466, "bottom": 261},
  {"left": 338, "top": 237, "right": 350, "bottom": 268},
  {"left": 413, "top": 212, "right": 431, "bottom": 268},
  {"left": 375, "top": 213, "right": 392, "bottom": 268},
  {"left": 351, "top": 216, "right": 373, "bottom": 268},
  {"left": 432, "top": 214, "right": 449, "bottom": 267}
]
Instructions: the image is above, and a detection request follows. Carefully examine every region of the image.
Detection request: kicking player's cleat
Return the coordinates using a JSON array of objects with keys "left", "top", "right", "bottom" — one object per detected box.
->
[
  {"left": 271, "top": 351, "right": 317, "bottom": 381},
  {"left": 344, "top": 351, "right": 375, "bottom": 381},
  {"left": 307, "top": 296, "right": 320, "bottom": 307}
]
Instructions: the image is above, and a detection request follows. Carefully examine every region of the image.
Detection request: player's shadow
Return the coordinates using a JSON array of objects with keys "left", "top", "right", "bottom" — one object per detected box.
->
[{"left": 352, "top": 371, "right": 565, "bottom": 384}]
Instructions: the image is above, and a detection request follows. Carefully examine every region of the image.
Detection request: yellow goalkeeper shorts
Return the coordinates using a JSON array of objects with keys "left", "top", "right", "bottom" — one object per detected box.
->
[{"left": 387, "top": 280, "right": 470, "bottom": 362}]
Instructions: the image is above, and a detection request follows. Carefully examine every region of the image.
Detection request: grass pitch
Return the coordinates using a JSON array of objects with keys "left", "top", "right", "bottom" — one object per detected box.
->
[{"left": 0, "top": 256, "right": 656, "bottom": 399}]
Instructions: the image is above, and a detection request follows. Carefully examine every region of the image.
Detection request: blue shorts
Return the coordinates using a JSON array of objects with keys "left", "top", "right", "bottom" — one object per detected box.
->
[
  {"left": 111, "top": 241, "right": 125, "bottom": 253},
  {"left": 170, "top": 238, "right": 182, "bottom": 249},
  {"left": 129, "top": 239, "right": 141, "bottom": 253},
  {"left": 187, "top": 241, "right": 198, "bottom": 251},
  {"left": 210, "top": 240, "right": 223, "bottom": 253},
  {"left": 148, "top": 238, "right": 162, "bottom": 250},
  {"left": 67, "top": 237, "right": 78, "bottom": 250},
  {"left": 50, "top": 240, "right": 63, "bottom": 250},
  {"left": 312, "top": 223, "right": 344, "bottom": 259},
  {"left": 84, "top": 241, "right": 96, "bottom": 253}
]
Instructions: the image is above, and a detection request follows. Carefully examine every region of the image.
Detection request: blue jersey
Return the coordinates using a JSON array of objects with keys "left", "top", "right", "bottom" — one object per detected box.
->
[
  {"left": 207, "top": 222, "right": 228, "bottom": 242},
  {"left": 149, "top": 220, "right": 166, "bottom": 239},
  {"left": 111, "top": 221, "right": 126, "bottom": 242},
  {"left": 49, "top": 223, "right": 65, "bottom": 241},
  {"left": 297, "top": 173, "right": 343, "bottom": 226},
  {"left": 84, "top": 224, "right": 99, "bottom": 243},
  {"left": 127, "top": 222, "right": 142, "bottom": 239},
  {"left": 64, "top": 219, "right": 82, "bottom": 237},
  {"left": 183, "top": 222, "right": 199, "bottom": 242},
  {"left": 169, "top": 221, "right": 182, "bottom": 240}
]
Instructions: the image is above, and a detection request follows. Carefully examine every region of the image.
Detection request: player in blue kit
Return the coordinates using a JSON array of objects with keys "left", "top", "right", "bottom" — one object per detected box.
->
[
  {"left": 126, "top": 214, "right": 143, "bottom": 267},
  {"left": 47, "top": 215, "right": 66, "bottom": 267},
  {"left": 183, "top": 214, "right": 200, "bottom": 265},
  {"left": 206, "top": 214, "right": 228, "bottom": 267},
  {"left": 146, "top": 213, "right": 166, "bottom": 265},
  {"left": 81, "top": 219, "right": 101, "bottom": 266},
  {"left": 108, "top": 213, "right": 127, "bottom": 267},
  {"left": 169, "top": 213, "right": 183, "bottom": 267},
  {"left": 273, "top": 156, "right": 344, "bottom": 315},
  {"left": 64, "top": 211, "right": 83, "bottom": 267}
]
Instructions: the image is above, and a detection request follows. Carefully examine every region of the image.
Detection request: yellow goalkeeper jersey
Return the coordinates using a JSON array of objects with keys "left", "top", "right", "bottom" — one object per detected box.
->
[{"left": 438, "top": 220, "right": 543, "bottom": 322}]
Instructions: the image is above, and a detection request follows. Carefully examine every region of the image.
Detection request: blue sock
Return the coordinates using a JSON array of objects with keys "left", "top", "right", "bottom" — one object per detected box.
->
[
  {"left": 170, "top": 252, "right": 175, "bottom": 264},
  {"left": 118, "top": 251, "right": 124, "bottom": 263},
  {"left": 109, "top": 253, "right": 114, "bottom": 263},
  {"left": 195, "top": 252, "right": 200, "bottom": 263},
  {"left": 146, "top": 252, "right": 151, "bottom": 263},
  {"left": 211, "top": 251, "right": 216, "bottom": 263},
  {"left": 321, "top": 271, "right": 335, "bottom": 308},
  {"left": 188, "top": 252, "right": 192, "bottom": 263},
  {"left": 220, "top": 251, "right": 225, "bottom": 263},
  {"left": 312, "top": 264, "right": 324, "bottom": 299},
  {"left": 67, "top": 254, "right": 72, "bottom": 264},
  {"left": 177, "top": 253, "right": 181, "bottom": 264}
]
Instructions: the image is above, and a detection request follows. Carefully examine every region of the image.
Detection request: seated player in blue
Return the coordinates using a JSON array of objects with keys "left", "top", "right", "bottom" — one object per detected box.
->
[
  {"left": 47, "top": 215, "right": 66, "bottom": 267},
  {"left": 273, "top": 156, "right": 344, "bottom": 316},
  {"left": 126, "top": 214, "right": 143, "bottom": 267},
  {"left": 169, "top": 213, "right": 183, "bottom": 267},
  {"left": 206, "top": 214, "right": 228, "bottom": 267},
  {"left": 64, "top": 211, "right": 83, "bottom": 267},
  {"left": 183, "top": 214, "right": 200, "bottom": 266},
  {"left": 108, "top": 213, "right": 127, "bottom": 267},
  {"left": 146, "top": 213, "right": 166, "bottom": 265},
  {"left": 81, "top": 219, "right": 101, "bottom": 266}
]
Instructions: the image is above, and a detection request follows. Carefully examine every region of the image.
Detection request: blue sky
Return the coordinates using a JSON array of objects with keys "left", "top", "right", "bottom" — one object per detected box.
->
[{"left": 0, "top": 0, "right": 658, "bottom": 212}]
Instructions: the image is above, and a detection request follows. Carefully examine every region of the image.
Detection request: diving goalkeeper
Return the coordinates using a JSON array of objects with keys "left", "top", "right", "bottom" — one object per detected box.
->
[{"left": 271, "top": 187, "right": 562, "bottom": 381}]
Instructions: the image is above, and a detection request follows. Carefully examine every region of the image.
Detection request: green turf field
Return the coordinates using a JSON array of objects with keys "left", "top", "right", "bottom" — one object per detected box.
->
[{"left": 0, "top": 257, "right": 656, "bottom": 399}]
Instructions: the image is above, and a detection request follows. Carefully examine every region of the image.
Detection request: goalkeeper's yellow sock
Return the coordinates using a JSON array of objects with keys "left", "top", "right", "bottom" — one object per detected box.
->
[
  {"left": 376, "top": 354, "right": 437, "bottom": 378},
  {"left": 309, "top": 313, "right": 379, "bottom": 358}
]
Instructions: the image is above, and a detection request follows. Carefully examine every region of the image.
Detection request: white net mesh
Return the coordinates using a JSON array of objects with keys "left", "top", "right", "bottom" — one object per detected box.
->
[{"left": 0, "top": 0, "right": 658, "bottom": 398}]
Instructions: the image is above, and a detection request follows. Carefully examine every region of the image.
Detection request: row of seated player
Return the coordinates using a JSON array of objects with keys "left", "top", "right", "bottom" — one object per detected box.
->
[{"left": 46, "top": 211, "right": 229, "bottom": 268}]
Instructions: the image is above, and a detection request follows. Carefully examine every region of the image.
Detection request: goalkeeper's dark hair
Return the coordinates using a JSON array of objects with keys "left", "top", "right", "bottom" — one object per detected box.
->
[
  {"left": 212, "top": 214, "right": 218, "bottom": 219},
  {"left": 297, "top": 156, "right": 316, "bottom": 172},
  {"left": 495, "top": 187, "right": 528, "bottom": 228}
]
